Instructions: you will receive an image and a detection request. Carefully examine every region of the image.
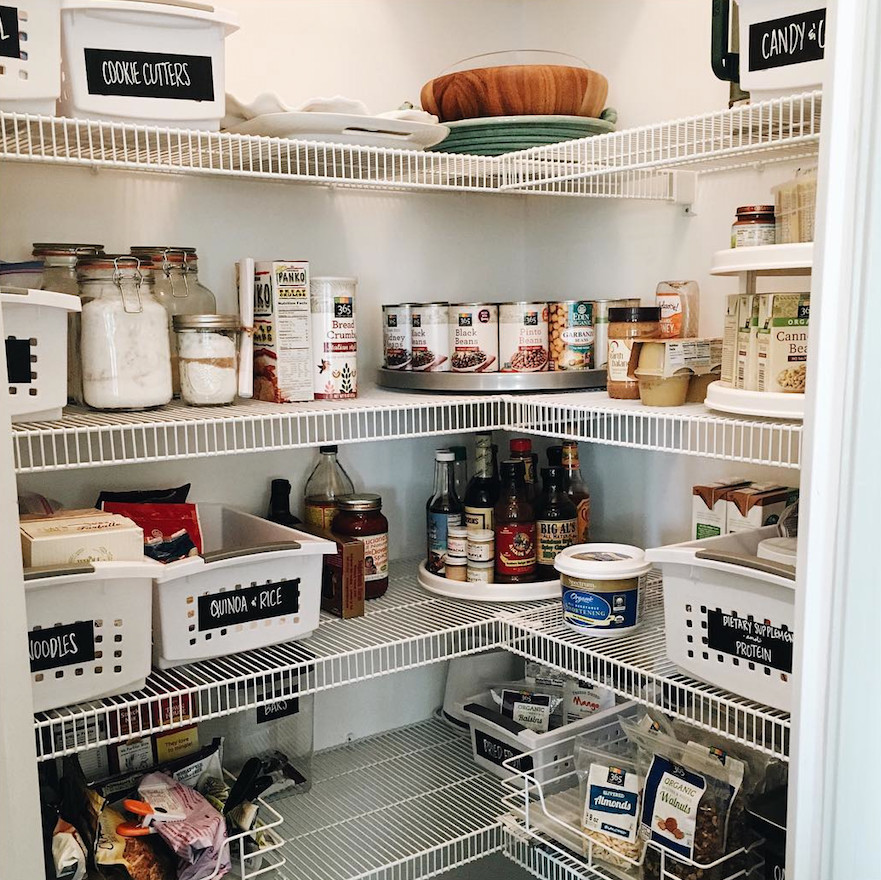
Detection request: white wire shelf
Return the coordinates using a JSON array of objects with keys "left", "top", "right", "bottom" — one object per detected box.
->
[
  {"left": 502, "top": 579, "right": 791, "bottom": 760},
  {"left": 504, "top": 832, "right": 621, "bottom": 880},
  {"left": 33, "top": 559, "right": 538, "bottom": 761},
  {"left": 273, "top": 718, "right": 503, "bottom": 880},
  {"left": 12, "top": 392, "right": 802, "bottom": 472}
]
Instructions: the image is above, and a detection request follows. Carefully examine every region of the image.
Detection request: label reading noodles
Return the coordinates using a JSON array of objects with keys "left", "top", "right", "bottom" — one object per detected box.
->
[
  {"left": 641, "top": 755, "right": 706, "bottom": 859},
  {"left": 356, "top": 532, "right": 388, "bottom": 582},
  {"left": 0, "top": 6, "right": 20, "bottom": 59},
  {"left": 29, "top": 621, "right": 95, "bottom": 672},
  {"left": 584, "top": 763, "right": 642, "bottom": 842},
  {"left": 501, "top": 689, "right": 552, "bottom": 733}
]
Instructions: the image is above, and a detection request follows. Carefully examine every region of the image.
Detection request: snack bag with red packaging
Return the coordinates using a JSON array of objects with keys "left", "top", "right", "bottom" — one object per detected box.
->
[{"left": 101, "top": 502, "right": 203, "bottom": 563}]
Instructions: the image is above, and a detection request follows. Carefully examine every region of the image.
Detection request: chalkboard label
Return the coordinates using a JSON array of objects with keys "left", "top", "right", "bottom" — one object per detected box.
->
[
  {"left": 706, "top": 609, "right": 793, "bottom": 673},
  {"left": 29, "top": 621, "right": 96, "bottom": 672},
  {"left": 197, "top": 579, "right": 300, "bottom": 631},
  {"left": 473, "top": 729, "right": 532, "bottom": 773},
  {"left": 0, "top": 6, "right": 20, "bottom": 60},
  {"left": 5, "top": 337, "right": 31, "bottom": 384},
  {"left": 749, "top": 8, "right": 826, "bottom": 72},
  {"left": 83, "top": 48, "right": 215, "bottom": 101},
  {"left": 256, "top": 697, "right": 300, "bottom": 725}
]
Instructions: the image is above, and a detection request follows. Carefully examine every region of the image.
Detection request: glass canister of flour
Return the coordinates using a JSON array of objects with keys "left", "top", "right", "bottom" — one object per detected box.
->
[
  {"left": 311, "top": 277, "right": 357, "bottom": 399},
  {"left": 79, "top": 255, "right": 172, "bottom": 410},
  {"left": 173, "top": 314, "right": 241, "bottom": 406}
]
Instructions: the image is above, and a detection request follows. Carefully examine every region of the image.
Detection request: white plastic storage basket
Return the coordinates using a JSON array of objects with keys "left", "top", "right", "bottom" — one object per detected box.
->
[
  {"left": 459, "top": 690, "right": 633, "bottom": 782},
  {"left": 647, "top": 527, "right": 796, "bottom": 711},
  {"left": 152, "top": 505, "right": 335, "bottom": 669},
  {"left": 0, "top": 0, "right": 61, "bottom": 113},
  {"left": 59, "top": 0, "right": 238, "bottom": 129},
  {"left": 25, "top": 560, "right": 158, "bottom": 713},
  {"left": 2, "top": 286, "right": 80, "bottom": 422}
]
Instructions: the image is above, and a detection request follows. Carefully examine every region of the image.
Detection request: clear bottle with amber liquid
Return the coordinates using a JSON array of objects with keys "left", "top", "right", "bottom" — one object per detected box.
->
[
  {"left": 535, "top": 467, "right": 578, "bottom": 580},
  {"left": 562, "top": 440, "right": 591, "bottom": 543},
  {"left": 494, "top": 460, "right": 536, "bottom": 583},
  {"left": 464, "top": 432, "right": 499, "bottom": 532},
  {"left": 304, "top": 445, "right": 355, "bottom": 530}
]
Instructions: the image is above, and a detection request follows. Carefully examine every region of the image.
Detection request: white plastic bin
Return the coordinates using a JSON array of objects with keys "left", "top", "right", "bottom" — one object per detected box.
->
[
  {"left": 152, "top": 505, "right": 335, "bottom": 669},
  {"left": 647, "top": 527, "right": 795, "bottom": 711},
  {"left": 0, "top": 0, "right": 61, "bottom": 114},
  {"left": 2, "top": 286, "right": 80, "bottom": 422},
  {"left": 59, "top": 0, "right": 238, "bottom": 129},
  {"left": 25, "top": 559, "right": 158, "bottom": 713}
]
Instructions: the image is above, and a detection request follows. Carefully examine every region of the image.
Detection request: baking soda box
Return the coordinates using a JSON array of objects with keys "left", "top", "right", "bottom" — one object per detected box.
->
[{"left": 253, "top": 261, "right": 313, "bottom": 403}]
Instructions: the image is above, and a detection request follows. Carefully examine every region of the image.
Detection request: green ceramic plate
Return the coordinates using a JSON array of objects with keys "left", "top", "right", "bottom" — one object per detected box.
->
[{"left": 444, "top": 114, "right": 616, "bottom": 134}]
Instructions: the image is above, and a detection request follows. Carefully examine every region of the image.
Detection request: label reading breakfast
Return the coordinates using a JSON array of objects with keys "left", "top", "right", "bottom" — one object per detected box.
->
[
  {"left": 83, "top": 48, "right": 215, "bottom": 101},
  {"left": 197, "top": 580, "right": 300, "bottom": 631},
  {"left": 641, "top": 756, "right": 706, "bottom": 859},
  {"left": 0, "top": 6, "right": 20, "bottom": 59},
  {"left": 29, "top": 620, "right": 96, "bottom": 672},
  {"left": 501, "top": 689, "right": 552, "bottom": 733},
  {"left": 584, "top": 763, "right": 642, "bottom": 842},
  {"left": 706, "top": 610, "right": 793, "bottom": 672}
]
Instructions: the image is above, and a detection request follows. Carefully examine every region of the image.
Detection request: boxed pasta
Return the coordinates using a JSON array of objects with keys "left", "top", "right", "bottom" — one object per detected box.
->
[
  {"left": 757, "top": 293, "right": 810, "bottom": 394},
  {"left": 20, "top": 509, "right": 143, "bottom": 567}
]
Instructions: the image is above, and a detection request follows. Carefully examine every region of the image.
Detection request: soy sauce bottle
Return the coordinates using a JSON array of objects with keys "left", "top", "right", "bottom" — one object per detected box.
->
[
  {"left": 267, "top": 479, "right": 301, "bottom": 527},
  {"left": 535, "top": 467, "right": 577, "bottom": 580}
]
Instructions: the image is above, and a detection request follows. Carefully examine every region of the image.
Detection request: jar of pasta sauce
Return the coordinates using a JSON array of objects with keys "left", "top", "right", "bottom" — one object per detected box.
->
[{"left": 333, "top": 494, "right": 389, "bottom": 599}]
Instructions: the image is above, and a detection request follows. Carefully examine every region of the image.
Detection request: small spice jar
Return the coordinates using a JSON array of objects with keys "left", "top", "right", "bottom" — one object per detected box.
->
[
  {"left": 607, "top": 307, "right": 661, "bottom": 400},
  {"left": 466, "top": 529, "right": 494, "bottom": 563},
  {"left": 731, "top": 205, "right": 776, "bottom": 248},
  {"left": 333, "top": 494, "right": 389, "bottom": 600},
  {"left": 445, "top": 559, "right": 468, "bottom": 581},
  {"left": 467, "top": 559, "right": 494, "bottom": 583},
  {"left": 446, "top": 525, "right": 468, "bottom": 563},
  {"left": 173, "top": 314, "right": 240, "bottom": 406}
]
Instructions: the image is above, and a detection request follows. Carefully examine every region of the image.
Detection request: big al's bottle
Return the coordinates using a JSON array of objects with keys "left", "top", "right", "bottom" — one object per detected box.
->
[
  {"left": 494, "top": 460, "right": 536, "bottom": 583},
  {"left": 535, "top": 467, "right": 578, "bottom": 580},
  {"left": 427, "top": 449, "right": 463, "bottom": 574},
  {"left": 464, "top": 433, "right": 499, "bottom": 531},
  {"left": 562, "top": 440, "right": 591, "bottom": 543},
  {"left": 304, "top": 445, "right": 355, "bottom": 530}
]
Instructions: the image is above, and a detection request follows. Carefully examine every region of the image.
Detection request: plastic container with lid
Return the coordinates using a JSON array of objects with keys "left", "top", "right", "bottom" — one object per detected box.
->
[
  {"left": 446, "top": 525, "right": 469, "bottom": 561},
  {"left": 554, "top": 543, "right": 652, "bottom": 636},
  {"left": 173, "top": 314, "right": 240, "bottom": 406},
  {"left": 467, "top": 559, "right": 494, "bottom": 583},
  {"left": 467, "top": 529, "right": 494, "bottom": 562},
  {"left": 731, "top": 205, "right": 776, "bottom": 248},
  {"left": 758, "top": 536, "right": 798, "bottom": 569},
  {"left": 333, "top": 493, "right": 389, "bottom": 600},
  {"left": 606, "top": 307, "right": 661, "bottom": 400}
]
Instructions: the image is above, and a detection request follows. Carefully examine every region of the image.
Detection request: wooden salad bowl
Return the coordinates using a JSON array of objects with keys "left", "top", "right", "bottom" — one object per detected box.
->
[{"left": 420, "top": 64, "right": 609, "bottom": 122}]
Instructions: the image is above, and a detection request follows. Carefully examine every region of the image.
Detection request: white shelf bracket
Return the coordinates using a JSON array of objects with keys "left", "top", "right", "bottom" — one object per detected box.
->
[{"left": 671, "top": 170, "right": 698, "bottom": 216}]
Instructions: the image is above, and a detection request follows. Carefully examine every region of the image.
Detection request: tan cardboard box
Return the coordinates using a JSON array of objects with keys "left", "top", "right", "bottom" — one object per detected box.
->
[
  {"left": 20, "top": 511, "right": 143, "bottom": 567},
  {"left": 726, "top": 484, "right": 799, "bottom": 534},
  {"left": 692, "top": 479, "right": 751, "bottom": 540},
  {"left": 297, "top": 523, "right": 365, "bottom": 619}
]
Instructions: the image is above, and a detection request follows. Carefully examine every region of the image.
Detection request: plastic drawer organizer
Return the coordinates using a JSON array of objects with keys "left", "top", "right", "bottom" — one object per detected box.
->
[
  {"left": 0, "top": 0, "right": 61, "bottom": 113},
  {"left": 152, "top": 505, "right": 335, "bottom": 669},
  {"left": 647, "top": 527, "right": 796, "bottom": 712}
]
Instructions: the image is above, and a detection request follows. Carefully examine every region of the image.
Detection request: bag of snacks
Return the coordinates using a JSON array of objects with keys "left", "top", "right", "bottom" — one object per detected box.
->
[{"left": 489, "top": 681, "right": 564, "bottom": 733}]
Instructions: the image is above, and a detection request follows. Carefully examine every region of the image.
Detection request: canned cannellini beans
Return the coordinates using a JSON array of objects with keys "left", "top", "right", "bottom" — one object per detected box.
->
[
  {"left": 411, "top": 303, "right": 450, "bottom": 372},
  {"left": 549, "top": 301, "right": 594, "bottom": 370},
  {"left": 499, "top": 302, "right": 549, "bottom": 372},
  {"left": 449, "top": 303, "right": 499, "bottom": 372}
]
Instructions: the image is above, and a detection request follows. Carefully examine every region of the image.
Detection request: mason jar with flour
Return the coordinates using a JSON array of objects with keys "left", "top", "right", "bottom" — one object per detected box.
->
[
  {"left": 311, "top": 277, "right": 358, "bottom": 399},
  {"left": 173, "top": 314, "right": 240, "bottom": 406}
]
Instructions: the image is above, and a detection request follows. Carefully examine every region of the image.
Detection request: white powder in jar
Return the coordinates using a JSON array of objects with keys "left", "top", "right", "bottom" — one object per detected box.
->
[{"left": 178, "top": 330, "right": 238, "bottom": 405}]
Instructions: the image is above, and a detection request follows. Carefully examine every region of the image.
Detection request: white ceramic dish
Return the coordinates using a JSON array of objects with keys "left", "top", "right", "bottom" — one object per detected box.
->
[
  {"left": 417, "top": 559, "right": 559, "bottom": 602},
  {"left": 704, "top": 380, "right": 805, "bottom": 420}
]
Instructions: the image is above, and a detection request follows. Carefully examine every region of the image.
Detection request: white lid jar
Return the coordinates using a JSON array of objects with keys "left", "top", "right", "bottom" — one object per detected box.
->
[
  {"left": 173, "top": 314, "right": 240, "bottom": 407},
  {"left": 79, "top": 255, "right": 172, "bottom": 411},
  {"left": 554, "top": 543, "right": 652, "bottom": 637}
]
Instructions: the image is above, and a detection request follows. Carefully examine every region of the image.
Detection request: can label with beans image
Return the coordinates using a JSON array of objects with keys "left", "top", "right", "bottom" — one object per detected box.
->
[
  {"left": 411, "top": 303, "right": 450, "bottom": 372},
  {"left": 382, "top": 304, "right": 413, "bottom": 370},
  {"left": 549, "top": 301, "right": 594, "bottom": 370},
  {"left": 450, "top": 303, "right": 498, "bottom": 372},
  {"left": 499, "top": 302, "right": 549, "bottom": 372}
]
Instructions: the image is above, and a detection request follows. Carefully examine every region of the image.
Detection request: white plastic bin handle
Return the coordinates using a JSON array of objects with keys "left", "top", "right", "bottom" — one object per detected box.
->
[
  {"left": 694, "top": 550, "right": 797, "bottom": 580},
  {"left": 24, "top": 563, "right": 94, "bottom": 580},
  {"left": 200, "top": 541, "right": 301, "bottom": 564}
]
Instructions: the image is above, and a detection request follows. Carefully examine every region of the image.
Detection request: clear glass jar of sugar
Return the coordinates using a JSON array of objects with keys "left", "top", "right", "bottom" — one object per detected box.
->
[{"left": 173, "top": 314, "right": 240, "bottom": 406}]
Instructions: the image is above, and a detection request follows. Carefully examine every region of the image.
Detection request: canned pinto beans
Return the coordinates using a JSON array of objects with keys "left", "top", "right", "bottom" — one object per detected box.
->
[
  {"left": 499, "top": 302, "right": 549, "bottom": 372},
  {"left": 549, "top": 301, "right": 594, "bottom": 370},
  {"left": 382, "top": 303, "right": 414, "bottom": 370},
  {"left": 411, "top": 303, "right": 450, "bottom": 372},
  {"left": 450, "top": 303, "right": 499, "bottom": 372}
]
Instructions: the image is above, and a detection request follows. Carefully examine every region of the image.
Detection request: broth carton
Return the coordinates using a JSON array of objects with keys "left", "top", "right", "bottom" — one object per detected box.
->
[
  {"left": 726, "top": 483, "right": 799, "bottom": 534},
  {"left": 692, "top": 479, "right": 751, "bottom": 539}
]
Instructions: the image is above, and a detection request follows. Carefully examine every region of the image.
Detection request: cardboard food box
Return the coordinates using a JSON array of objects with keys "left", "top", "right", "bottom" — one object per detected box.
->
[
  {"left": 721, "top": 294, "right": 739, "bottom": 386},
  {"left": 253, "top": 260, "right": 313, "bottom": 403},
  {"left": 692, "top": 479, "right": 751, "bottom": 540},
  {"left": 20, "top": 509, "right": 143, "bottom": 567},
  {"left": 757, "top": 293, "right": 810, "bottom": 394},
  {"left": 630, "top": 338, "right": 723, "bottom": 379},
  {"left": 297, "top": 523, "right": 365, "bottom": 619},
  {"left": 727, "top": 484, "right": 799, "bottom": 534},
  {"left": 735, "top": 294, "right": 762, "bottom": 391}
]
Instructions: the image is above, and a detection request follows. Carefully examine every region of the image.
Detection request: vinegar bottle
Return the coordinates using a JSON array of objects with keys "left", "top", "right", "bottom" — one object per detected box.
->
[
  {"left": 562, "top": 440, "right": 591, "bottom": 543},
  {"left": 304, "top": 445, "right": 355, "bottom": 530}
]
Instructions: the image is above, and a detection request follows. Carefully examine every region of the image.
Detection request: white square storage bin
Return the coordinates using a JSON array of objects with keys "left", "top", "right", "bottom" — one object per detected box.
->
[
  {"left": 2, "top": 286, "right": 80, "bottom": 422},
  {"left": 647, "top": 527, "right": 796, "bottom": 711},
  {"left": 59, "top": 0, "right": 238, "bottom": 129},
  {"left": 25, "top": 559, "right": 158, "bottom": 713},
  {"left": 459, "top": 690, "right": 633, "bottom": 782},
  {"left": 0, "top": 0, "right": 61, "bottom": 114},
  {"left": 152, "top": 505, "right": 335, "bottom": 669}
]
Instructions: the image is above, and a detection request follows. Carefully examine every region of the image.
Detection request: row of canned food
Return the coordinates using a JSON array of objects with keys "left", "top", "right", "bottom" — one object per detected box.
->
[{"left": 381, "top": 298, "right": 639, "bottom": 373}]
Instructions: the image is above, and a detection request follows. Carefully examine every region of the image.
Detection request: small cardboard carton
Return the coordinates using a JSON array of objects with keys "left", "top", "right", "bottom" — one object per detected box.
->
[
  {"left": 757, "top": 293, "right": 810, "bottom": 394},
  {"left": 726, "top": 484, "right": 799, "bottom": 534},
  {"left": 736, "top": 294, "right": 763, "bottom": 391},
  {"left": 20, "top": 509, "right": 143, "bottom": 567},
  {"left": 296, "top": 523, "right": 365, "bottom": 619},
  {"left": 721, "top": 294, "right": 739, "bottom": 386},
  {"left": 692, "top": 479, "right": 752, "bottom": 540}
]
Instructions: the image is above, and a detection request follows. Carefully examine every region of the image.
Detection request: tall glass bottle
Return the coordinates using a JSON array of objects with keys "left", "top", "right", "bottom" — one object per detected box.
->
[
  {"left": 449, "top": 445, "right": 469, "bottom": 502},
  {"left": 464, "top": 433, "right": 499, "bottom": 532},
  {"left": 535, "top": 467, "right": 578, "bottom": 580},
  {"left": 546, "top": 445, "right": 564, "bottom": 468},
  {"left": 304, "top": 445, "right": 355, "bottom": 530},
  {"left": 267, "top": 478, "right": 301, "bottom": 527},
  {"left": 494, "top": 460, "right": 536, "bottom": 584},
  {"left": 510, "top": 438, "right": 538, "bottom": 502},
  {"left": 562, "top": 440, "right": 591, "bottom": 543},
  {"left": 426, "top": 449, "right": 463, "bottom": 574}
]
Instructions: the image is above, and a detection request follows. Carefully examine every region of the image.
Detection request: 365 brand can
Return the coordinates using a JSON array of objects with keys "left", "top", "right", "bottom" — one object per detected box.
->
[
  {"left": 382, "top": 303, "right": 413, "bottom": 370},
  {"left": 549, "top": 301, "right": 594, "bottom": 370},
  {"left": 411, "top": 303, "right": 450, "bottom": 372},
  {"left": 449, "top": 303, "right": 499, "bottom": 372},
  {"left": 311, "top": 277, "right": 357, "bottom": 399},
  {"left": 499, "top": 302, "right": 549, "bottom": 372},
  {"left": 591, "top": 298, "right": 640, "bottom": 369}
]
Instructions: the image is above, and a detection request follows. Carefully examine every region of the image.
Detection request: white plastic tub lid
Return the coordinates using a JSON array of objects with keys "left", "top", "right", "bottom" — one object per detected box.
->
[
  {"left": 554, "top": 543, "right": 652, "bottom": 580},
  {"left": 757, "top": 536, "right": 797, "bottom": 566},
  {"left": 0, "top": 287, "right": 82, "bottom": 312},
  {"left": 61, "top": 0, "right": 240, "bottom": 33}
]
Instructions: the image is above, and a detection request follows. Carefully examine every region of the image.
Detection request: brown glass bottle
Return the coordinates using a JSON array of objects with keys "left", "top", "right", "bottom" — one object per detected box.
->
[
  {"left": 562, "top": 440, "right": 591, "bottom": 543},
  {"left": 510, "top": 438, "right": 538, "bottom": 502},
  {"left": 494, "top": 460, "right": 536, "bottom": 583},
  {"left": 547, "top": 445, "right": 564, "bottom": 468},
  {"left": 267, "top": 478, "right": 301, "bottom": 527},
  {"left": 535, "top": 467, "right": 578, "bottom": 579},
  {"left": 464, "top": 432, "right": 499, "bottom": 531}
]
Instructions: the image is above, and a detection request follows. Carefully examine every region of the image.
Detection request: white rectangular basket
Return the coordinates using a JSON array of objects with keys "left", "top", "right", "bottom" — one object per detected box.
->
[
  {"left": 2, "top": 287, "right": 80, "bottom": 422},
  {"left": 25, "top": 559, "right": 158, "bottom": 713},
  {"left": 152, "top": 505, "right": 335, "bottom": 669},
  {"left": 0, "top": 0, "right": 61, "bottom": 113},
  {"left": 59, "top": 0, "right": 237, "bottom": 128},
  {"left": 647, "top": 527, "right": 795, "bottom": 711}
]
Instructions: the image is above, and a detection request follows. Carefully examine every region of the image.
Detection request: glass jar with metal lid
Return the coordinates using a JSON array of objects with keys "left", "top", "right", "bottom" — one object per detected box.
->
[
  {"left": 32, "top": 243, "right": 106, "bottom": 405},
  {"left": 173, "top": 314, "right": 240, "bottom": 407},
  {"left": 130, "top": 247, "right": 217, "bottom": 395},
  {"left": 731, "top": 205, "right": 776, "bottom": 248},
  {"left": 332, "top": 493, "right": 390, "bottom": 600},
  {"left": 78, "top": 255, "right": 172, "bottom": 411}
]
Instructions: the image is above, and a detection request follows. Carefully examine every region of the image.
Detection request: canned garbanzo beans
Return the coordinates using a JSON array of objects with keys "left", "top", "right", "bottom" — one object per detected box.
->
[
  {"left": 549, "top": 301, "right": 594, "bottom": 370},
  {"left": 449, "top": 303, "right": 499, "bottom": 372},
  {"left": 499, "top": 302, "right": 549, "bottom": 372},
  {"left": 382, "top": 303, "right": 414, "bottom": 370},
  {"left": 411, "top": 302, "right": 450, "bottom": 372}
]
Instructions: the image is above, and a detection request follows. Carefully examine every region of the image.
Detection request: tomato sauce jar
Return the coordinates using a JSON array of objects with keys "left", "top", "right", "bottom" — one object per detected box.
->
[{"left": 333, "top": 494, "right": 390, "bottom": 599}]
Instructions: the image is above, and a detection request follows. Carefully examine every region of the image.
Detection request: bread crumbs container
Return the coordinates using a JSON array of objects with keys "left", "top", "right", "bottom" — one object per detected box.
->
[
  {"left": 554, "top": 544, "right": 651, "bottom": 637},
  {"left": 311, "top": 277, "right": 357, "bottom": 399}
]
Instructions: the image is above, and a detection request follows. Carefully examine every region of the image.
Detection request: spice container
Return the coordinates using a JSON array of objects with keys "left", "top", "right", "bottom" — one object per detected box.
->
[
  {"left": 731, "top": 205, "right": 776, "bottom": 248},
  {"left": 554, "top": 544, "right": 652, "bottom": 637},
  {"left": 446, "top": 525, "right": 469, "bottom": 562},
  {"left": 607, "top": 307, "right": 661, "bottom": 399},
  {"left": 548, "top": 301, "right": 594, "bottom": 370},
  {"left": 467, "top": 559, "right": 494, "bottom": 583},
  {"left": 467, "top": 529, "right": 494, "bottom": 563},
  {"left": 131, "top": 247, "right": 217, "bottom": 396},
  {"left": 411, "top": 303, "right": 450, "bottom": 371},
  {"left": 311, "top": 277, "right": 358, "bottom": 398},
  {"left": 499, "top": 302, "right": 549, "bottom": 372},
  {"left": 591, "top": 298, "right": 640, "bottom": 369},
  {"left": 450, "top": 303, "right": 499, "bottom": 372},
  {"left": 445, "top": 559, "right": 468, "bottom": 581},
  {"left": 173, "top": 314, "right": 240, "bottom": 406},
  {"left": 382, "top": 303, "right": 414, "bottom": 370},
  {"left": 333, "top": 494, "right": 389, "bottom": 600},
  {"left": 79, "top": 255, "right": 172, "bottom": 411}
]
